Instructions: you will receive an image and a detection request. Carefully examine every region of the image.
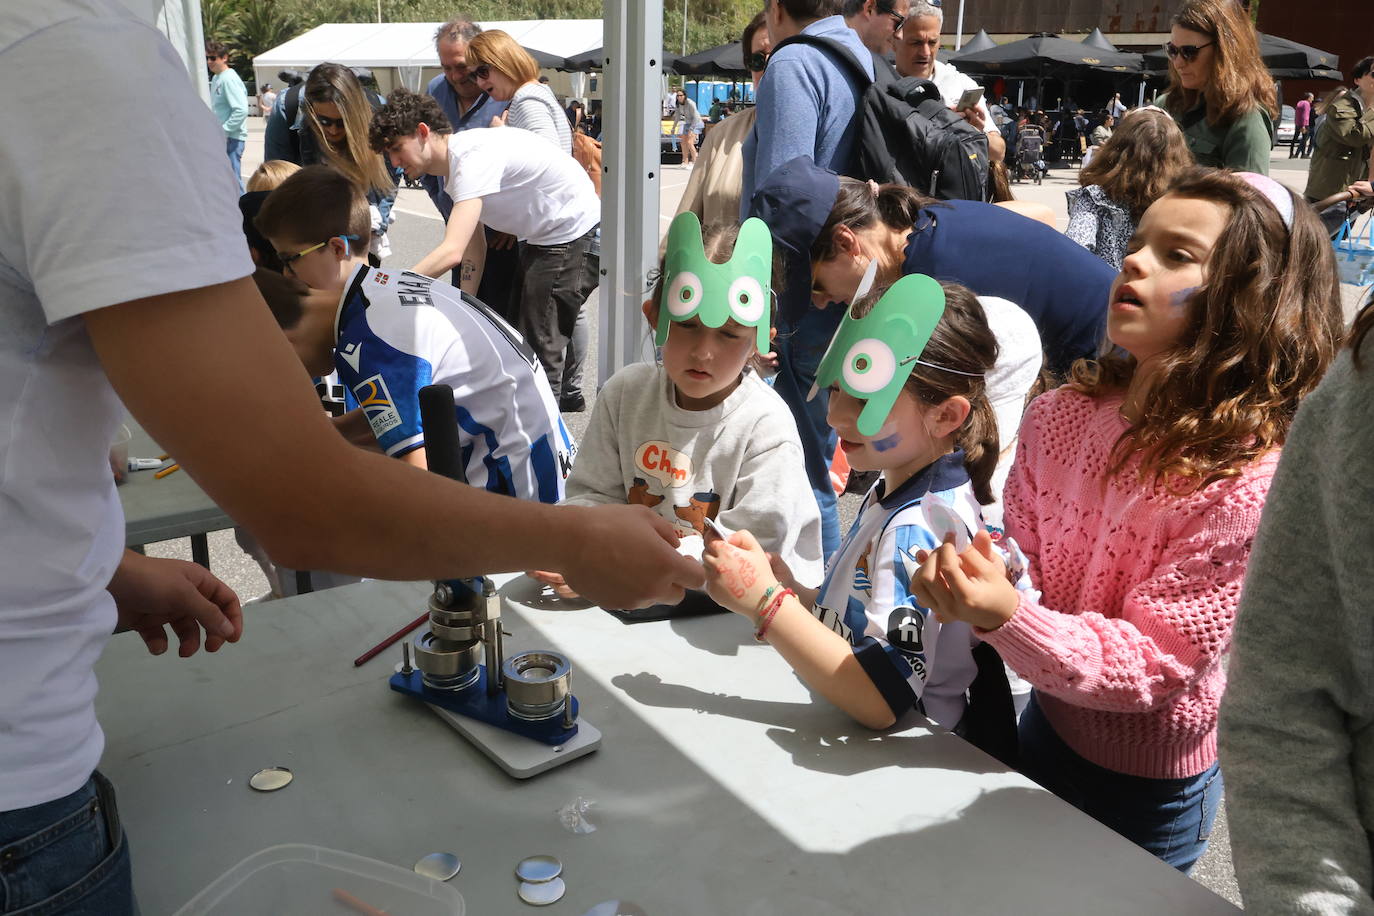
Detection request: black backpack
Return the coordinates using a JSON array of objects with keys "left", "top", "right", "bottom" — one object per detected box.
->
[{"left": 773, "top": 34, "right": 990, "bottom": 202}]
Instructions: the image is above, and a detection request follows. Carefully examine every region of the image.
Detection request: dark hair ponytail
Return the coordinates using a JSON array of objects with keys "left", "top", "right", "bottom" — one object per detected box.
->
[{"left": 810, "top": 179, "right": 937, "bottom": 263}]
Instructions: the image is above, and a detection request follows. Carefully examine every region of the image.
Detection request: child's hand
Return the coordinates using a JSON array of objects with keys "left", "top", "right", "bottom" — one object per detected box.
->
[
  {"left": 702, "top": 529, "right": 778, "bottom": 621},
  {"left": 767, "top": 551, "right": 800, "bottom": 594},
  {"left": 910, "top": 530, "right": 1019, "bottom": 631},
  {"left": 527, "top": 569, "right": 581, "bottom": 600}
]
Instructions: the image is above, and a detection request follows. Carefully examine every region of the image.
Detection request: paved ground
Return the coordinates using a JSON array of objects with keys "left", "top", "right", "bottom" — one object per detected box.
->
[{"left": 154, "top": 124, "right": 1373, "bottom": 909}]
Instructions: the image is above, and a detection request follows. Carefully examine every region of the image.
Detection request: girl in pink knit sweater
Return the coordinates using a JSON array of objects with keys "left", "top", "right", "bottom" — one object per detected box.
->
[{"left": 911, "top": 168, "right": 1343, "bottom": 871}]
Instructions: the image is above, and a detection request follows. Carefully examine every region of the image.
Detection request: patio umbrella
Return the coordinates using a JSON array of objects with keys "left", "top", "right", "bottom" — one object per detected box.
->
[
  {"left": 957, "top": 29, "right": 997, "bottom": 55},
  {"left": 951, "top": 32, "right": 1141, "bottom": 74},
  {"left": 1142, "top": 33, "right": 1340, "bottom": 75},
  {"left": 523, "top": 46, "right": 568, "bottom": 71},
  {"left": 672, "top": 40, "right": 750, "bottom": 78},
  {"left": 561, "top": 47, "right": 681, "bottom": 73},
  {"left": 1081, "top": 29, "right": 1118, "bottom": 53}
]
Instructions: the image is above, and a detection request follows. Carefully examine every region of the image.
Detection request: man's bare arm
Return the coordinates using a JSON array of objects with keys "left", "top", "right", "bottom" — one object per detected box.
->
[{"left": 84, "top": 278, "right": 702, "bottom": 606}]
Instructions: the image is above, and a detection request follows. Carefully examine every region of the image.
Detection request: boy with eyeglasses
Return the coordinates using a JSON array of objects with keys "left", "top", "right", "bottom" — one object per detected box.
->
[{"left": 254, "top": 165, "right": 575, "bottom": 502}]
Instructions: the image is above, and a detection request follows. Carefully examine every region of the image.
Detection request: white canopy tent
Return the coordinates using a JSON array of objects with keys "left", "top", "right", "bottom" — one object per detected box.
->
[{"left": 252, "top": 20, "right": 603, "bottom": 95}]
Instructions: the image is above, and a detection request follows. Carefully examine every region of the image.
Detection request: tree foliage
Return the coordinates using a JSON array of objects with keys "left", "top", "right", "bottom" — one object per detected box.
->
[{"left": 205, "top": 0, "right": 763, "bottom": 82}]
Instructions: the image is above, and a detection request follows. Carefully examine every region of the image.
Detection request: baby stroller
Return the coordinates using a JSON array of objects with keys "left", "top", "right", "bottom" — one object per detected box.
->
[{"left": 1013, "top": 126, "right": 1047, "bottom": 185}]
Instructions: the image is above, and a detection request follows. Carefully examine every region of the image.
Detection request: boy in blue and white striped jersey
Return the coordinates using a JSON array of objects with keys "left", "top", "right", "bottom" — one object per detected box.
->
[{"left": 254, "top": 165, "right": 574, "bottom": 502}]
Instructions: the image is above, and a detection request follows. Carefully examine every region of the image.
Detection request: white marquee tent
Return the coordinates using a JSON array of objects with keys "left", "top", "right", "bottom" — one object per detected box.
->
[{"left": 252, "top": 20, "right": 603, "bottom": 95}]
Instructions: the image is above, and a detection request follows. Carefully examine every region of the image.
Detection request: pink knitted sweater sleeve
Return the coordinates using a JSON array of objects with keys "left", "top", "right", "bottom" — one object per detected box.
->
[{"left": 986, "top": 393, "right": 1271, "bottom": 714}]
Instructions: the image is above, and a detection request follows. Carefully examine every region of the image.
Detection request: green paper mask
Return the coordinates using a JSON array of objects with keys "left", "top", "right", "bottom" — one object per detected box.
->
[
  {"left": 810, "top": 273, "right": 946, "bottom": 437},
  {"left": 658, "top": 211, "right": 773, "bottom": 355}
]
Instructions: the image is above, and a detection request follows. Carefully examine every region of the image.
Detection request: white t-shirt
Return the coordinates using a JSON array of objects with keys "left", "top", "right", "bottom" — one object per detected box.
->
[
  {"left": 0, "top": 1, "right": 254, "bottom": 811},
  {"left": 445, "top": 126, "right": 599, "bottom": 246},
  {"left": 931, "top": 59, "right": 998, "bottom": 137},
  {"left": 976, "top": 296, "right": 1043, "bottom": 531}
]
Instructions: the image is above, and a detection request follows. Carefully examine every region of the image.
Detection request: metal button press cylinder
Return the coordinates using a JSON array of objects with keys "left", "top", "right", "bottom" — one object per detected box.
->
[{"left": 503, "top": 651, "right": 573, "bottom": 723}]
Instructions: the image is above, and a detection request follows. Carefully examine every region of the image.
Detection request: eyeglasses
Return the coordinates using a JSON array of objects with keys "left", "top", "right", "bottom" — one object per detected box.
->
[
  {"left": 1164, "top": 40, "right": 1214, "bottom": 62},
  {"left": 276, "top": 240, "right": 331, "bottom": 274},
  {"left": 746, "top": 50, "right": 770, "bottom": 71},
  {"left": 472, "top": 64, "right": 491, "bottom": 81},
  {"left": 315, "top": 114, "right": 345, "bottom": 130}
]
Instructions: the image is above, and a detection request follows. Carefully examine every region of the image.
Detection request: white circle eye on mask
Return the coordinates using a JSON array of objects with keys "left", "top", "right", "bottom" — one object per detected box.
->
[
  {"left": 666, "top": 271, "right": 703, "bottom": 318},
  {"left": 842, "top": 338, "right": 897, "bottom": 394},
  {"left": 728, "top": 276, "right": 765, "bottom": 324}
]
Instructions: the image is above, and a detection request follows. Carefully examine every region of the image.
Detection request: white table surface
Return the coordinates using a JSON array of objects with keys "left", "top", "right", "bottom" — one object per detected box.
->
[
  {"left": 118, "top": 422, "right": 232, "bottom": 548},
  {"left": 94, "top": 578, "right": 1239, "bottom": 915}
]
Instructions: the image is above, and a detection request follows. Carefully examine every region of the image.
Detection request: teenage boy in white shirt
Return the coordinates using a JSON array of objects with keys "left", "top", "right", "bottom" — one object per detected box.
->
[{"left": 371, "top": 88, "right": 599, "bottom": 402}]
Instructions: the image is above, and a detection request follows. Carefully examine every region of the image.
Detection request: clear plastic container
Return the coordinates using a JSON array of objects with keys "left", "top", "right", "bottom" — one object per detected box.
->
[{"left": 173, "top": 844, "right": 465, "bottom": 916}]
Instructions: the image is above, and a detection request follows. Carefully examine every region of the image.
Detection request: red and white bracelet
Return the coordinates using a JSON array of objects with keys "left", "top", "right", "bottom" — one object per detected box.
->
[{"left": 754, "top": 588, "right": 795, "bottom": 643}]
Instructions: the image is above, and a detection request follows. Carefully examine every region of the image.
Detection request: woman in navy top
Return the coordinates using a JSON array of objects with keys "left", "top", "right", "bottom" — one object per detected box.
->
[{"left": 799, "top": 171, "right": 1117, "bottom": 376}]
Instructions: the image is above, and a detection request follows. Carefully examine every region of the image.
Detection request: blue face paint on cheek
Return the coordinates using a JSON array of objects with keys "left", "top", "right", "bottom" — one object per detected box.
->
[
  {"left": 871, "top": 423, "right": 903, "bottom": 452},
  {"left": 1170, "top": 286, "right": 1199, "bottom": 310}
]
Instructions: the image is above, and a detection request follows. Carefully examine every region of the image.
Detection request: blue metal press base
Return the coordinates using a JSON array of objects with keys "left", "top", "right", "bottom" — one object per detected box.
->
[{"left": 389, "top": 667, "right": 579, "bottom": 746}]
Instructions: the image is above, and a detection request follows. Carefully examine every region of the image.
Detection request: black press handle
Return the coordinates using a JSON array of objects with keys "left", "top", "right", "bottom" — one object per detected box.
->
[{"left": 418, "top": 384, "right": 466, "bottom": 484}]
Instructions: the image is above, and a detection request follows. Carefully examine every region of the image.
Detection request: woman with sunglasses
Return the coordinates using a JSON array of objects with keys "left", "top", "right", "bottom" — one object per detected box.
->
[
  {"left": 264, "top": 62, "right": 401, "bottom": 262},
  {"left": 1160, "top": 0, "right": 1278, "bottom": 174},
  {"left": 675, "top": 12, "right": 772, "bottom": 228},
  {"left": 465, "top": 30, "right": 571, "bottom": 154}
]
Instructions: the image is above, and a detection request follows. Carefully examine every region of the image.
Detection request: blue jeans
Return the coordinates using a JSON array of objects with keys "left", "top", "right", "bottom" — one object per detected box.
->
[
  {"left": 1018, "top": 693, "right": 1221, "bottom": 872},
  {"left": 0, "top": 772, "right": 135, "bottom": 914},
  {"left": 772, "top": 304, "right": 845, "bottom": 559},
  {"left": 225, "top": 137, "right": 245, "bottom": 193}
]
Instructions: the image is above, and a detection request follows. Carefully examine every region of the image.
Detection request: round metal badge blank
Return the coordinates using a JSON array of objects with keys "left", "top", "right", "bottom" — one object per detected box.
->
[
  {"left": 518, "top": 877, "right": 567, "bottom": 906},
  {"left": 515, "top": 854, "right": 563, "bottom": 883},
  {"left": 247, "top": 767, "right": 293, "bottom": 792},
  {"left": 414, "top": 852, "right": 462, "bottom": 881}
]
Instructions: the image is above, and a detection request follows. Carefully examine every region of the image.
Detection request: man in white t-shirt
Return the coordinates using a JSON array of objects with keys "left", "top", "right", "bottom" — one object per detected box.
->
[
  {"left": 371, "top": 88, "right": 600, "bottom": 402},
  {"left": 0, "top": 5, "right": 701, "bottom": 910},
  {"left": 893, "top": 1, "right": 1006, "bottom": 163}
]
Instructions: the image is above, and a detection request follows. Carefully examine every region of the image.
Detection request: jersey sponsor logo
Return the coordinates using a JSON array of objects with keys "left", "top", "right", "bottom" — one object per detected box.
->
[
  {"left": 355, "top": 373, "right": 403, "bottom": 436},
  {"left": 887, "top": 606, "right": 930, "bottom": 683},
  {"left": 339, "top": 341, "right": 363, "bottom": 373},
  {"left": 558, "top": 449, "right": 575, "bottom": 480},
  {"left": 634, "top": 441, "right": 691, "bottom": 488},
  {"left": 373, "top": 272, "right": 390, "bottom": 285}
]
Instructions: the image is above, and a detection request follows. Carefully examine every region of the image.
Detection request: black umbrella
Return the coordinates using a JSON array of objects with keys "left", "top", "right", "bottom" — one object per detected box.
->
[
  {"left": 1267, "top": 66, "right": 1344, "bottom": 82},
  {"left": 523, "top": 46, "right": 568, "bottom": 71},
  {"left": 560, "top": 47, "right": 681, "bottom": 73},
  {"left": 1142, "top": 33, "right": 1340, "bottom": 75},
  {"left": 672, "top": 40, "right": 750, "bottom": 78},
  {"left": 1081, "top": 29, "right": 1118, "bottom": 53},
  {"left": 956, "top": 29, "right": 997, "bottom": 55},
  {"left": 952, "top": 32, "right": 1141, "bottom": 74}
]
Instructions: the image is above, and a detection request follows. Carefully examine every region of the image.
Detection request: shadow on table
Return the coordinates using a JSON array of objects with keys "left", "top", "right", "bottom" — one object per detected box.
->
[
  {"left": 668, "top": 608, "right": 753, "bottom": 657},
  {"left": 498, "top": 573, "right": 596, "bottom": 611},
  {"left": 611, "top": 672, "right": 1005, "bottom": 777}
]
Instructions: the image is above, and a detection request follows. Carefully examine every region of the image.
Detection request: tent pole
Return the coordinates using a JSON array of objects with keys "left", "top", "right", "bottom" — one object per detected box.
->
[
  {"left": 955, "top": 0, "right": 964, "bottom": 51},
  {"left": 601, "top": 0, "right": 663, "bottom": 384}
]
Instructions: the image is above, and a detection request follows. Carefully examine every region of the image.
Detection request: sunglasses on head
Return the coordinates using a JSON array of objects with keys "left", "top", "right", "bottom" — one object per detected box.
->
[
  {"left": 746, "top": 50, "right": 770, "bottom": 71},
  {"left": 1164, "top": 40, "right": 1213, "bottom": 62},
  {"left": 472, "top": 64, "right": 492, "bottom": 81},
  {"left": 315, "top": 113, "right": 345, "bottom": 130}
]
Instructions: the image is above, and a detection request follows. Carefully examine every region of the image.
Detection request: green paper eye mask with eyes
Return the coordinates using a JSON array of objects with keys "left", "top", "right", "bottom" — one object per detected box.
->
[
  {"left": 809, "top": 273, "right": 946, "bottom": 437},
  {"left": 658, "top": 211, "right": 773, "bottom": 355}
]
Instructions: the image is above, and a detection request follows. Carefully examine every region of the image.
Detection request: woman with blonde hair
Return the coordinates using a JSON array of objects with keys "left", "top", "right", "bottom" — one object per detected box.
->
[
  {"left": 466, "top": 30, "right": 571, "bottom": 154},
  {"left": 1161, "top": 0, "right": 1278, "bottom": 173},
  {"left": 264, "top": 62, "right": 400, "bottom": 261},
  {"left": 1067, "top": 108, "right": 1194, "bottom": 268}
]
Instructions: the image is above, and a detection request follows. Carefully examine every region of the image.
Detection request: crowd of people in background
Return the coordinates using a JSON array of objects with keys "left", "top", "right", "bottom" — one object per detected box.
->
[{"left": 5, "top": 0, "right": 1374, "bottom": 913}]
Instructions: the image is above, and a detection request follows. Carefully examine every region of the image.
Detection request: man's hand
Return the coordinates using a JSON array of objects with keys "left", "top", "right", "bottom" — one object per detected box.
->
[
  {"left": 958, "top": 104, "right": 987, "bottom": 133},
  {"left": 107, "top": 550, "right": 243, "bottom": 657},
  {"left": 1349, "top": 180, "right": 1373, "bottom": 199},
  {"left": 527, "top": 569, "right": 580, "bottom": 600},
  {"left": 559, "top": 505, "right": 705, "bottom": 609},
  {"left": 910, "top": 530, "right": 1018, "bottom": 631}
]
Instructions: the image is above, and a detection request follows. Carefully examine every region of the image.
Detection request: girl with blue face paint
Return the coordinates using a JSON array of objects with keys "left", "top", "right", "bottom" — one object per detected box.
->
[
  {"left": 529, "top": 214, "right": 824, "bottom": 608},
  {"left": 702, "top": 276, "right": 1025, "bottom": 760}
]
